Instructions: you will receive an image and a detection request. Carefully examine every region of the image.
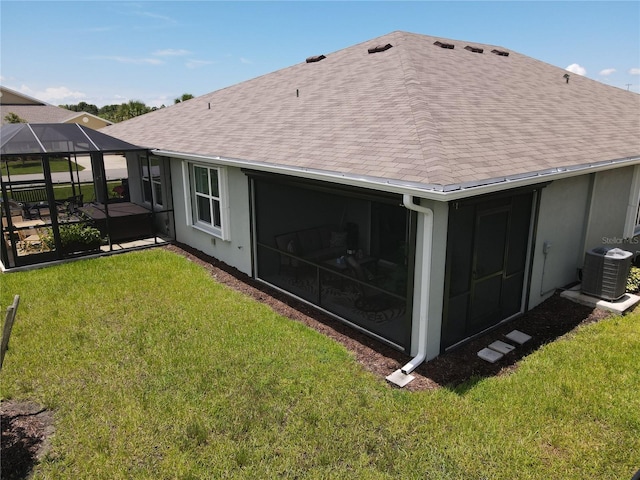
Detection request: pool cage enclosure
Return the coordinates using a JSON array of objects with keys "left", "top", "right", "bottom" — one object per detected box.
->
[{"left": 1, "top": 123, "right": 155, "bottom": 269}]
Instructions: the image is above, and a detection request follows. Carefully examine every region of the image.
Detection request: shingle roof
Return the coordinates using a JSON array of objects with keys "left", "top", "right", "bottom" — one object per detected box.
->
[
  {"left": 1, "top": 86, "right": 112, "bottom": 127},
  {"left": 103, "top": 31, "right": 640, "bottom": 190},
  {"left": 0, "top": 104, "right": 78, "bottom": 124}
]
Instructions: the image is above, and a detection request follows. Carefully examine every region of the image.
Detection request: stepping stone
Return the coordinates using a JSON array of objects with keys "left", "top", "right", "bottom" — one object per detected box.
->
[
  {"left": 477, "top": 348, "right": 503, "bottom": 363},
  {"left": 505, "top": 330, "right": 532, "bottom": 345},
  {"left": 488, "top": 340, "right": 515, "bottom": 354},
  {"left": 386, "top": 369, "right": 415, "bottom": 388}
]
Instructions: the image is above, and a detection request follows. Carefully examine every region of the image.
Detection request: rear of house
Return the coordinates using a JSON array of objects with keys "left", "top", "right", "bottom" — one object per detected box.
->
[{"left": 103, "top": 31, "right": 640, "bottom": 367}]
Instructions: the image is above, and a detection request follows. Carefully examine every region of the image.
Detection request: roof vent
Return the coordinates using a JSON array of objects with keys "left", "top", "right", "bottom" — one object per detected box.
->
[
  {"left": 434, "top": 41, "right": 454, "bottom": 49},
  {"left": 305, "top": 54, "right": 326, "bottom": 63},
  {"left": 367, "top": 43, "right": 393, "bottom": 54},
  {"left": 491, "top": 49, "right": 509, "bottom": 57},
  {"left": 464, "top": 45, "right": 484, "bottom": 54}
]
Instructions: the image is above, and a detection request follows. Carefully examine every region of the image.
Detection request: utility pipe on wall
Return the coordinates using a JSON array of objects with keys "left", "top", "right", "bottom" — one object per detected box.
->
[{"left": 401, "top": 194, "right": 434, "bottom": 375}]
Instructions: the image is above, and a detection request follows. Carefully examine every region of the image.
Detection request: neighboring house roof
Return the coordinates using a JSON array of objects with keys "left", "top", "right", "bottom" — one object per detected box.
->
[
  {"left": 103, "top": 31, "right": 640, "bottom": 193},
  {"left": 0, "top": 86, "right": 112, "bottom": 127}
]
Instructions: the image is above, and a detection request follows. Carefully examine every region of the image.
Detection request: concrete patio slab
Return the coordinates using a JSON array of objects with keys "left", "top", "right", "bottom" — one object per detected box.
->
[{"left": 560, "top": 284, "right": 640, "bottom": 314}]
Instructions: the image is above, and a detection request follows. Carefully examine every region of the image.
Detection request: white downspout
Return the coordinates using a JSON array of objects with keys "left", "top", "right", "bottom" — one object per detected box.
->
[{"left": 401, "top": 194, "right": 433, "bottom": 375}]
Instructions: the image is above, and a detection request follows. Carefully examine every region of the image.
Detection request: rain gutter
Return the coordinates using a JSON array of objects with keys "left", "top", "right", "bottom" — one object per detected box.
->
[{"left": 152, "top": 149, "right": 640, "bottom": 202}]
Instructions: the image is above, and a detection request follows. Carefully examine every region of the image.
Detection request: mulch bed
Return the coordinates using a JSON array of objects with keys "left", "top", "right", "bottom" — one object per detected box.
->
[{"left": 0, "top": 242, "right": 613, "bottom": 478}]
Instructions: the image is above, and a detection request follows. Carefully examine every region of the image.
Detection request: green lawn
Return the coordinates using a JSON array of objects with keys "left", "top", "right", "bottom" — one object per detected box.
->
[
  {"left": 52, "top": 181, "right": 121, "bottom": 202},
  {"left": 1, "top": 249, "right": 638, "bottom": 479},
  {"left": 2, "top": 158, "right": 84, "bottom": 176}
]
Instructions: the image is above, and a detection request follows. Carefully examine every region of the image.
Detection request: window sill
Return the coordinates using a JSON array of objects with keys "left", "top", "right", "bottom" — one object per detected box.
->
[{"left": 191, "top": 223, "right": 226, "bottom": 241}]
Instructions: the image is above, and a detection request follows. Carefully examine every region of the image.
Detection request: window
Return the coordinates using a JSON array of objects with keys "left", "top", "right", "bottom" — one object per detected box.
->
[
  {"left": 141, "top": 156, "right": 163, "bottom": 207},
  {"left": 623, "top": 165, "right": 640, "bottom": 239},
  {"left": 185, "top": 162, "right": 229, "bottom": 239}
]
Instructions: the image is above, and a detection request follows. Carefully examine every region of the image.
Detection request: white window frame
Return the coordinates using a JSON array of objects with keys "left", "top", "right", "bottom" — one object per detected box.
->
[
  {"left": 182, "top": 161, "right": 230, "bottom": 240},
  {"left": 623, "top": 165, "right": 640, "bottom": 239},
  {"left": 141, "top": 156, "right": 163, "bottom": 208}
]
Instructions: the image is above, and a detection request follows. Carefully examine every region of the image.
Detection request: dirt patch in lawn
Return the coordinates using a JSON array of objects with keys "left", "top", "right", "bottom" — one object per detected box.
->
[
  {"left": 0, "top": 401, "right": 54, "bottom": 480},
  {"left": 0, "top": 243, "right": 613, "bottom": 478}
]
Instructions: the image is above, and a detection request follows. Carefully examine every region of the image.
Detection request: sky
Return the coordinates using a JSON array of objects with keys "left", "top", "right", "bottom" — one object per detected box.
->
[{"left": 1, "top": 1, "right": 639, "bottom": 108}]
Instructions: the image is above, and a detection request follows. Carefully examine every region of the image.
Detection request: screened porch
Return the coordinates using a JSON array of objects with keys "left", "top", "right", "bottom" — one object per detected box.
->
[{"left": 1, "top": 123, "right": 174, "bottom": 270}]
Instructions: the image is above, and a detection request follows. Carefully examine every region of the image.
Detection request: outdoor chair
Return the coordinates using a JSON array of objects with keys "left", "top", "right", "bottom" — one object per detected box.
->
[
  {"left": 56, "top": 195, "right": 84, "bottom": 218},
  {"left": 345, "top": 255, "right": 392, "bottom": 312}
]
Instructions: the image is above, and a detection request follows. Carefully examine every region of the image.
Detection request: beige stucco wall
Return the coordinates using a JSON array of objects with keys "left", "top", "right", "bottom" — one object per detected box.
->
[
  {"left": 65, "top": 114, "right": 111, "bottom": 130},
  {"left": 0, "top": 88, "right": 38, "bottom": 105}
]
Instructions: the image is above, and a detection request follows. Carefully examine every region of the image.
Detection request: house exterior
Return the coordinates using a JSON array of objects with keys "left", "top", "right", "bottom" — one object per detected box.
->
[
  {"left": 102, "top": 31, "right": 640, "bottom": 369},
  {"left": 1, "top": 86, "right": 112, "bottom": 129}
]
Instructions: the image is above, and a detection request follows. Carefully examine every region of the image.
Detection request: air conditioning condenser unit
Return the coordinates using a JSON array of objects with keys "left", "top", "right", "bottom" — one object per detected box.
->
[{"left": 581, "top": 247, "right": 633, "bottom": 301}]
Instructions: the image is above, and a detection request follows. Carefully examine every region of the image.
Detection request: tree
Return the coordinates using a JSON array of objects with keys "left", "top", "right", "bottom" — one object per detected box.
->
[
  {"left": 174, "top": 93, "right": 194, "bottom": 104},
  {"left": 3, "top": 112, "right": 26, "bottom": 123},
  {"left": 98, "top": 104, "right": 120, "bottom": 123},
  {"left": 59, "top": 102, "right": 99, "bottom": 116},
  {"left": 75, "top": 102, "right": 99, "bottom": 116},
  {"left": 115, "top": 100, "right": 152, "bottom": 122}
]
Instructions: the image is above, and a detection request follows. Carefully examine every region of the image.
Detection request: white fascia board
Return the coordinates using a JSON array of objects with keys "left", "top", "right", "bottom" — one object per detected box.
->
[{"left": 152, "top": 149, "right": 640, "bottom": 202}]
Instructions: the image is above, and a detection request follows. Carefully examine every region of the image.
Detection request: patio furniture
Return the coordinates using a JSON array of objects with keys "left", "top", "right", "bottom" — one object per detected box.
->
[
  {"left": 79, "top": 202, "right": 153, "bottom": 242},
  {"left": 13, "top": 220, "right": 46, "bottom": 253},
  {"left": 24, "top": 201, "right": 50, "bottom": 220},
  {"left": 345, "top": 255, "right": 393, "bottom": 312}
]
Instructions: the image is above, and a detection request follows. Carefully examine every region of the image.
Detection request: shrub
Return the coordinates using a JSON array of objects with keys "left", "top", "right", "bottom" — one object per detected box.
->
[
  {"left": 627, "top": 266, "right": 640, "bottom": 293},
  {"left": 42, "top": 224, "right": 103, "bottom": 251}
]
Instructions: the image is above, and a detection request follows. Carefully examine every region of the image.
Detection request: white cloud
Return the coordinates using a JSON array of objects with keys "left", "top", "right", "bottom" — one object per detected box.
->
[
  {"left": 630, "top": 68, "right": 640, "bottom": 75},
  {"left": 153, "top": 49, "right": 191, "bottom": 57},
  {"left": 147, "top": 95, "right": 173, "bottom": 108},
  {"left": 599, "top": 68, "right": 616, "bottom": 76},
  {"left": 97, "top": 56, "right": 164, "bottom": 65},
  {"left": 185, "top": 59, "right": 214, "bottom": 69},
  {"left": 136, "top": 10, "right": 177, "bottom": 24},
  {"left": 18, "top": 85, "right": 87, "bottom": 104},
  {"left": 566, "top": 63, "right": 587, "bottom": 76},
  {"left": 240, "top": 57, "right": 252, "bottom": 65}
]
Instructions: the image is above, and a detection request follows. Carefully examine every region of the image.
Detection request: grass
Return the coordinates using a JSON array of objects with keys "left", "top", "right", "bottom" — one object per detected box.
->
[
  {"left": 52, "top": 181, "right": 121, "bottom": 202},
  {"left": 1, "top": 248, "right": 639, "bottom": 479},
  {"left": 2, "top": 158, "right": 84, "bottom": 176}
]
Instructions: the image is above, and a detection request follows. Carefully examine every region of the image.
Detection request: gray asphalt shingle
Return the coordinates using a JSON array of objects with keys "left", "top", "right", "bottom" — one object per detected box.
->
[{"left": 103, "top": 31, "right": 640, "bottom": 189}]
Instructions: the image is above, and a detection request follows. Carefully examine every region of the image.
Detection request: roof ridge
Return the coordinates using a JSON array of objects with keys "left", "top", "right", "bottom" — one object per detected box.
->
[{"left": 396, "top": 32, "right": 453, "bottom": 185}]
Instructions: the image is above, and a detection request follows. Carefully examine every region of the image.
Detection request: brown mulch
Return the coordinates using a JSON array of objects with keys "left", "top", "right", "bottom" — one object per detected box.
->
[{"left": 0, "top": 242, "right": 613, "bottom": 478}]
